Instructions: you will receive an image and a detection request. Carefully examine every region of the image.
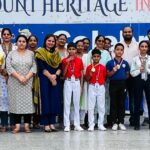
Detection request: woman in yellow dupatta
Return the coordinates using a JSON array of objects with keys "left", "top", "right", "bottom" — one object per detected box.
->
[{"left": 35, "top": 34, "right": 62, "bottom": 132}]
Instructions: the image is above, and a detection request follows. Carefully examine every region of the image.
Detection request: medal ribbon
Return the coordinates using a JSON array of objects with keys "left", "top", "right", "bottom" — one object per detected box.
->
[
  {"left": 96, "top": 65, "right": 101, "bottom": 82},
  {"left": 114, "top": 58, "right": 124, "bottom": 68}
]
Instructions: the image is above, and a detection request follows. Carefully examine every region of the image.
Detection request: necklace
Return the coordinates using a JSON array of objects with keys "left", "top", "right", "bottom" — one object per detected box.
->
[{"left": 2, "top": 43, "right": 12, "bottom": 55}]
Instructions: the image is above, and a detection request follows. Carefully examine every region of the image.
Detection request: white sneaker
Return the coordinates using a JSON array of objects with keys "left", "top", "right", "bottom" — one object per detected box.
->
[
  {"left": 88, "top": 126, "right": 94, "bottom": 131},
  {"left": 112, "top": 124, "right": 118, "bottom": 131},
  {"left": 119, "top": 123, "right": 126, "bottom": 131},
  {"left": 64, "top": 126, "right": 70, "bottom": 132},
  {"left": 98, "top": 125, "right": 107, "bottom": 131},
  {"left": 74, "top": 126, "right": 84, "bottom": 131}
]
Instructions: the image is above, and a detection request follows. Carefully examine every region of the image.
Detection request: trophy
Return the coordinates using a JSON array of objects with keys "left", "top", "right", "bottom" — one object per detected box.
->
[{"left": 141, "top": 57, "right": 147, "bottom": 80}]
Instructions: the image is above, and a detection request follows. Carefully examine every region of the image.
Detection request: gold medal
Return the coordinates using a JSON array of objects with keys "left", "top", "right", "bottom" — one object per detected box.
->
[{"left": 91, "top": 67, "right": 96, "bottom": 72}]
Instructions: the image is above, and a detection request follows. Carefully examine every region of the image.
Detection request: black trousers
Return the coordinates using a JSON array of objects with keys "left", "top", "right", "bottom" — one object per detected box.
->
[
  {"left": 0, "top": 111, "right": 8, "bottom": 126},
  {"left": 133, "top": 75, "right": 150, "bottom": 127},
  {"left": 14, "top": 114, "right": 32, "bottom": 124},
  {"left": 126, "top": 76, "right": 134, "bottom": 124},
  {"left": 109, "top": 80, "right": 126, "bottom": 124}
]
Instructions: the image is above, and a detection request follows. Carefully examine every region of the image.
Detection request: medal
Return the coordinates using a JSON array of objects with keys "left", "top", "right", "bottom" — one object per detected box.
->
[
  {"left": 116, "top": 64, "right": 120, "bottom": 69},
  {"left": 91, "top": 67, "right": 95, "bottom": 72}
]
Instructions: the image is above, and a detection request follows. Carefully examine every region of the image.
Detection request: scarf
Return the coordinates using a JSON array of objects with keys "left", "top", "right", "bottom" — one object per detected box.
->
[{"left": 35, "top": 48, "right": 61, "bottom": 68}]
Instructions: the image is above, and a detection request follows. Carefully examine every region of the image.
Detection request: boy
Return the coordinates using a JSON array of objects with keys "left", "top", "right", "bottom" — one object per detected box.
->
[
  {"left": 62, "top": 42, "right": 84, "bottom": 132},
  {"left": 106, "top": 43, "right": 130, "bottom": 131},
  {"left": 85, "top": 48, "right": 106, "bottom": 131}
]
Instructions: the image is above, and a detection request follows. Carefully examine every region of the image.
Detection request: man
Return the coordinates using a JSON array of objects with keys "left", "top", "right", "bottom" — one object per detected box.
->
[{"left": 121, "top": 26, "right": 139, "bottom": 126}]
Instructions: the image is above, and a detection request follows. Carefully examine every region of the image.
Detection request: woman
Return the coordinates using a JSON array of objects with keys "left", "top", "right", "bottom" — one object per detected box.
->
[
  {"left": 0, "top": 28, "right": 16, "bottom": 131},
  {"left": 76, "top": 40, "right": 89, "bottom": 128},
  {"left": 88, "top": 35, "right": 111, "bottom": 66},
  {"left": 0, "top": 28, "right": 16, "bottom": 55},
  {"left": 56, "top": 34, "right": 68, "bottom": 60},
  {"left": 28, "top": 35, "right": 38, "bottom": 52},
  {"left": 6, "top": 35, "right": 37, "bottom": 133},
  {"left": 130, "top": 40, "right": 150, "bottom": 130},
  {"left": 35, "top": 34, "right": 62, "bottom": 132},
  {"left": 28, "top": 35, "right": 40, "bottom": 129}
]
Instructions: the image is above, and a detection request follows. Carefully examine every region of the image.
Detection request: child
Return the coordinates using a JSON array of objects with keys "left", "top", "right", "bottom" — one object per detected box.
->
[
  {"left": 0, "top": 51, "right": 8, "bottom": 132},
  {"left": 106, "top": 43, "right": 130, "bottom": 131},
  {"left": 130, "top": 40, "right": 150, "bottom": 130},
  {"left": 62, "top": 42, "right": 84, "bottom": 132},
  {"left": 85, "top": 48, "right": 107, "bottom": 131}
]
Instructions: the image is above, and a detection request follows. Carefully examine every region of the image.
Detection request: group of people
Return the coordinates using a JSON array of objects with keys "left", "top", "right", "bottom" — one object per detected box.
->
[{"left": 0, "top": 26, "right": 150, "bottom": 134}]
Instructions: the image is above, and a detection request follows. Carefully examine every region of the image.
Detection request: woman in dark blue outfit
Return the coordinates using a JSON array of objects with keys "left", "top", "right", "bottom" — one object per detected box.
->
[{"left": 35, "top": 34, "right": 62, "bottom": 132}]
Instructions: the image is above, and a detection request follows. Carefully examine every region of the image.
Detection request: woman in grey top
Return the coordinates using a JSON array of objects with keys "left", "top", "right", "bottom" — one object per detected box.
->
[{"left": 6, "top": 35, "right": 37, "bottom": 133}]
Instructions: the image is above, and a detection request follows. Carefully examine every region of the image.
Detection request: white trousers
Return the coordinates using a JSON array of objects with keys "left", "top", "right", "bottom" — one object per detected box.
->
[
  {"left": 88, "top": 84, "right": 105, "bottom": 128},
  {"left": 64, "top": 80, "right": 80, "bottom": 127}
]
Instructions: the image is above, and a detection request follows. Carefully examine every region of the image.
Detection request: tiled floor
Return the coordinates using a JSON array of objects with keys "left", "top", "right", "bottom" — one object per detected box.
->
[{"left": 0, "top": 118, "right": 150, "bottom": 150}]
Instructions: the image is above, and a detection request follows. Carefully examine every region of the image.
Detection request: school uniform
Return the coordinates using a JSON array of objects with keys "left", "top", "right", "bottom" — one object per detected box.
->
[
  {"left": 85, "top": 63, "right": 106, "bottom": 129},
  {"left": 62, "top": 56, "right": 84, "bottom": 128},
  {"left": 130, "top": 55, "right": 150, "bottom": 129},
  {"left": 106, "top": 58, "right": 130, "bottom": 125}
]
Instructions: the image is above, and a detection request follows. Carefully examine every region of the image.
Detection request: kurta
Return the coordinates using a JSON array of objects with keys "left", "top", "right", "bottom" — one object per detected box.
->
[
  {"left": 80, "top": 53, "right": 88, "bottom": 111},
  {"left": 6, "top": 50, "right": 37, "bottom": 114},
  {"left": 36, "top": 58, "right": 62, "bottom": 115}
]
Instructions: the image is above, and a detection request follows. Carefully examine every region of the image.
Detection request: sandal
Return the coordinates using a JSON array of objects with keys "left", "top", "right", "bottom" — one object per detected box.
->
[
  {"left": 12, "top": 128, "right": 20, "bottom": 134},
  {"left": 25, "top": 128, "right": 32, "bottom": 133}
]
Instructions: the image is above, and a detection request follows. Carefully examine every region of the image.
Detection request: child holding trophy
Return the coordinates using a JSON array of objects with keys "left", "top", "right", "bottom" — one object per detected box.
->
[
  {"left": 0, "top": 51, "right": 8, "bottom": 132},
  {"left": 130, "top": 41, "right": 150, "bottom": 130}
]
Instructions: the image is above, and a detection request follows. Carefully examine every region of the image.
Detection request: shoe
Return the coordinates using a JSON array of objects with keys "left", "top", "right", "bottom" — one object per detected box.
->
[
  {"left": 0, "top": 127, "right": 6, "bottom": 132},
  {"left": 142, "top": 118, "right": 149, "bottom": 126},
  {"left": 25, "top": 128, "right": 32, "bottom": 133},
  {"left": 74, "top": 126, "right": 84, "bottom": 131},
  {"left": 98, "top": 125, "right": 107, "bottom": 131},
  {"left": 112, "top": 124, "right": 118, "bottom": 131},
  {"left": 44, "top": 126, "right": 51, "bottom": 133},
  {"left": 119, "top": 123, "right": 126, "bottom": 131},
  {"left": 64, "top": 126, "right": 70, "bottom": 132},
  {"left": 12, "top": 128, "right": 20, "bottom": 134},
  {"left": 88, "top": 126, "right": 94, "bottom": 131},
  {"left": 134, "top": 126, "right": 140, "bottom": 130},
  {"left": 51, "top": 128, "right": 58, "bottom": 132},
  {"left": 44, "top": 129, "right": 51, "bottom": 132}
]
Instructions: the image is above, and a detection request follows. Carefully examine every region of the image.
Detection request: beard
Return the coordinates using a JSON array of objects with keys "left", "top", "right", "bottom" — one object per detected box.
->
[{"left": 123, "top": 36, "right": 132, "bottom": 42}]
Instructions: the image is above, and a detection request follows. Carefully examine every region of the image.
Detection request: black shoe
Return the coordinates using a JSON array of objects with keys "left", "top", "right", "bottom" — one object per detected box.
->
[
  {"left": 134, "top": 126, "right": 140, "bottom": 130},
  {"left": 51, "top": 128, "right": 58, "bottom": 132},
  {"left": 44, "top": 129, "right": 51, "bottom": 132},
  {"left": 142, "top": 118, "right": 149, "bottom": 126},
  {"left": 129, "top": 122, "right": 134, "bottom": 126}
]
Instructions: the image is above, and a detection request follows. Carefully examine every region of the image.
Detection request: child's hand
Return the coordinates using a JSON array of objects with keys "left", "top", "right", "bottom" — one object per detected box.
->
[
  {"left": 113, "top": 66, "right": 118, "bottom": 72},
  {"left": 140, "top": 65, "right": 145, "bottom": 73},
  {"left": 67, "top": 56, "right": 74, "bottom": 63}
]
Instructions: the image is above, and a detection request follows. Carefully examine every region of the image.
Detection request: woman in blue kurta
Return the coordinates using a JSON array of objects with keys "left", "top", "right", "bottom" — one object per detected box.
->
[{"left": 35, "top": 34, "right": 62, "bottom": 132}]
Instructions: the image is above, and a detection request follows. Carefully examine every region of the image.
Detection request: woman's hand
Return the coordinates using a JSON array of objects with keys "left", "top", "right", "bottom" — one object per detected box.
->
[{"left": 18, "top": 75, "right": 27, "bottom": 85}]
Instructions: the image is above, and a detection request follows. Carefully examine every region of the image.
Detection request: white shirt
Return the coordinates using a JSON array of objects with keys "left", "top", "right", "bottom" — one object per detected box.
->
[
  {"left": 121, "top": 41, "right": 139, "bottom": 66},
  {"left": 130, "top": 55, "right": 150, "bottom": 77}
]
